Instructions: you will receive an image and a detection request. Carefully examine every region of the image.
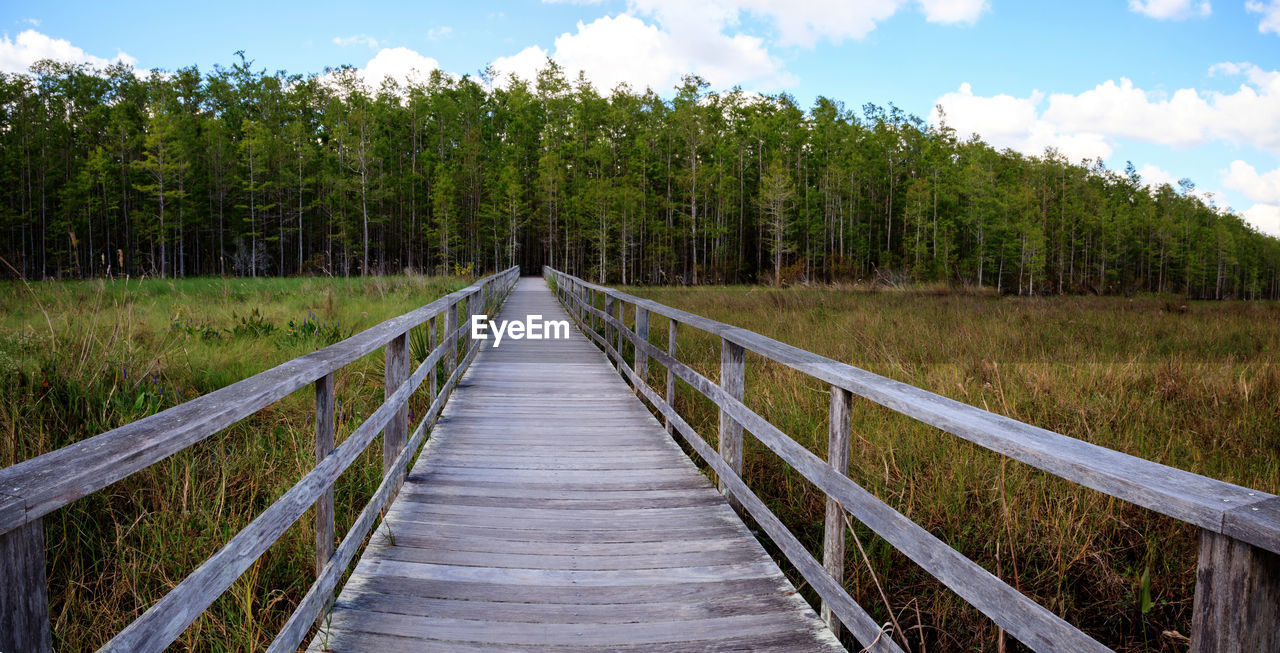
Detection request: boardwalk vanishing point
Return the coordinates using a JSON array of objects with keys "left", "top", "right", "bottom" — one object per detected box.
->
[{"left": 312, "top": 278, "right": 843, "bottom": 651}]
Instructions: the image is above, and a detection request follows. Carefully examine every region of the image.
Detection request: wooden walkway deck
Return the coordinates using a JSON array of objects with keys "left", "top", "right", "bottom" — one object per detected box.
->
[{"left": 310, "top": 278, "right": 843, "bottom": 651}]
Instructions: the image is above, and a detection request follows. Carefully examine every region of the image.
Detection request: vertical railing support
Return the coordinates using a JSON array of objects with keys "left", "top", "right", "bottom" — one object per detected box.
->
[
  {"left": 718, "top": 337, "right": 745, "bottom": 511},
  {"left": 445, "top": 300, "right": 458, "bottom": 376},
  {"left": 383, "top": 331, "right": 409, "bottom": 491},
  {"left": 822, "top": 385, "right": 853, "bottom": 635},
  {"left": 635, "top": 307, "right": 649, "bottom": 386},
  {"left": 427, "top": 317, "right": 438, "bottom": 406},
  {"left": 604, "top": 295, "right": 616, "bottom": 365},
  {"left": 1190, "top": 528, "right": 1280, "bottom": 652},
  {"left": 0, "top": 519, "right": 52, "bottom": 653},
  {"left": 313, "top": 372, "right": 335, "bottom": 627},
  {"left": 614, "top": 299, "right": 624, "bottom": 363},
  {"left": 665, "top": 319, "right": 678, "bottom": 435}
]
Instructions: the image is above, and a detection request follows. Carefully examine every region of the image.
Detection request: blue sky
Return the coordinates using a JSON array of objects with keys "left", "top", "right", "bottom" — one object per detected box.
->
[{"left": 3, "top": 0, "right": 1280, "bottom": 233}]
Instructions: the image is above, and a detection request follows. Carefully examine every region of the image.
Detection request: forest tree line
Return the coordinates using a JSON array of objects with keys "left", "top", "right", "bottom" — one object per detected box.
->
[{"left": 2, "top": 54, "right": 1278, "bottom": 298}]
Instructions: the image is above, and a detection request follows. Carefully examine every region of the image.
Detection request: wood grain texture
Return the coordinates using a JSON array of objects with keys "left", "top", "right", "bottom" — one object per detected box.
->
[
  {"left": 1190, "top": 528, "right": 1280, "bottom": 652},
  {"left": 0, "top": 268, "right": 517, "bottom": 537},
  {"left": 383, "top": 331, "right": 409, "bottom": 490},
  {"left": 0, "top": 518, "right": 51, "bottom": 653},
  {"left": 823, "top": 385, "right": 852, "bottom": 635},
  {"left": 553, "top": 268, "right": 1108, "bottom": 652},
  {"left": 314, "top": 374, "right": 335, "bottom": 579},
  {"left": 312, "top": 277, "right": 842, "bottom": 652},
  {"left": 545, "top": 270, "right": 1280, "bottom": 554},
  {"left": 718, "top": 337, "right": 745, "bottom": 512}
]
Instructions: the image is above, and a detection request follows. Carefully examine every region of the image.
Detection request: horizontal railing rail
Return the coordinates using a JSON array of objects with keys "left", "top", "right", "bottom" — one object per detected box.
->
[
  {"left": 0, "top": 267, "right": 520, "bottom": 653},
  {"left": 544, "top": 266, "right": 1280, "bottom": 653}
]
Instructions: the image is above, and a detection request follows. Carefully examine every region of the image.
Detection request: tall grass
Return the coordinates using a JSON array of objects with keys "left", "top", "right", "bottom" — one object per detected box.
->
[
  {"left": 623, "top": 285, "right": 1280, "bottom": 652},
  {"left": 0, "top": 273, "right": 468, "bottom": 650}
]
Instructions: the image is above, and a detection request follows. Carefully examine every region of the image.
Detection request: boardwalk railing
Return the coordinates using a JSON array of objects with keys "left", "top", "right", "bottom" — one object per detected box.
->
[
  {"left": 545, "top": 267, "right": 1280, "bottom": 652},
  {"left": 0, "top": 266, "right": 520, "bottom": 652}
]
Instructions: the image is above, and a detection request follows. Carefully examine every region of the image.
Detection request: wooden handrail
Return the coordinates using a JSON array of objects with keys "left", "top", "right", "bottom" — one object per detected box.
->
[
  {"left": 0, "top": 267, "right": 519, "bottom": 653},
  {"left": 545, "top": 267, "right": 1280, "bottom": 652}
]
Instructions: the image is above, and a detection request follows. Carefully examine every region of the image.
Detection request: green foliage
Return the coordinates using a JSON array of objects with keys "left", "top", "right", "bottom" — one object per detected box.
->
[{"left": 3, "top": 56, "right": 1277, "bottom": 299}]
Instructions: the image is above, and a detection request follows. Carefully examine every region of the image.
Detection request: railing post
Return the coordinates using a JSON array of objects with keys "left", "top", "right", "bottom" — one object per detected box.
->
[
  {"left": 313, "top": 372, "right": 335, "bottom": 627},
  {"left": 822, "top": 385, "right": 853, "bottom": 635},
  {"left": 718, "top": 337, "right": 745, "bottom": 511},
  {"left": 635, "top": 307, "right": 649, "bottom": 386},
  {"left": 604, "top": 294, "right": 616, "bottom": 364},
  {"left": 1190, "top": 529, "right": 1280, "bottom": 651},
  {"left": 445, "top": 300, "right": 458, "bottom": 376},
  {"left": 0, "top": 519, "right": 52, "bottom": 653},
  {"left": 614, "top": 299, "right": 625, "bottom": 363},
  {"left": 428, "top": 316, "right": 438, "bottom": 403},
  {"left": 383, "top": 331, "right": 409, "bottom": 490},
  {"left": 665, "top": 319, "right": 678, "bottom": 434}
]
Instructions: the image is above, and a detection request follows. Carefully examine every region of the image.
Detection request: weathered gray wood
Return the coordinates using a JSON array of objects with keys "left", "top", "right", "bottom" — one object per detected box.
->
[
  {"left": 604, "top": 294, "right": 617, "bottom": 368},
  {"left": 383, "top": 331, "right": 409, "bottom": 489},
  {"left": 0, "top": 267, "right": 517, "bottom": 537},
  {"left": 311, "top": 277, "right": 842, "bottom": 653},
  {"left": 635, "top": 306, "right": 649, "bottom": 385},
  {"left": 546, "top": 270, "right": 1280, "bottom": 554},
  {"left": 103, "top": 301, "right": 469, "bottom": 652},
  {"left": 823, "top": 385, "right": 852, "bottom": 635},
  {"left": 427, "top": 316, "right": 437, "bottom": 404},
  {"left": 314, "top": 373, "right": 335, "bottom": 579},
  {"left": 444, "top": 299, "right": 458, "bottom": 376},
  {"left": 666, "top": 318, "right": 678, "bottom": 435},
  {"left": 608, "top": 312, "right": 1108, "bottom": 652},
  {"left": 0, "top": 518, "right": 51, "bottom": 653},
  {"left": 718, "top": 337, "right": 745, "bottom": 511},
  {"left": 1190, "top": 528, "right": 1280, "bottom": 652},
  {"left": 270, "top": 334, "right": 484, "bottom": 653}
]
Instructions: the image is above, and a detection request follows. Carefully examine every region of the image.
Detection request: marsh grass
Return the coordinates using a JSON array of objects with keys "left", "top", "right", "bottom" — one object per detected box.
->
[
  {"left": 621, "top": 285, "right": 1280, "bottom": 651},
  {"left": 0, "top": 274, "right": 469, "bottom": 650}
]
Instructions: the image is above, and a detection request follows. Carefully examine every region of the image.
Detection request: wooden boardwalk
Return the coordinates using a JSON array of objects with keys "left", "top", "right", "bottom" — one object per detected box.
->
[{"left": 310, "top": 278, "right": 843, "bottom": 651}]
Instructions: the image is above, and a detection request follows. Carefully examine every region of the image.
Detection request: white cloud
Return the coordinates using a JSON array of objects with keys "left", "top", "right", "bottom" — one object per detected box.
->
[
  {"left": 1243, "top": 204, "right": 1280, "bottom": 235},
  {"left": 1128, "top": 0, "right": 1211, "bottom": 20},
  {"left": 23, "top": 18, "right": 40, "bottom": 27},
  {"left": 0, "top": 29, "right": 136, "bottom": 74},
  {"left": 931, "top": 83, "right": 1113, "bottom": 162},
  {"left": 427, "top": 26, "right": 453, "bottom": 40},
  {"left": 333, "top": 34, "right": 381, "bottom": 48},
  {"left": 917, "top": 0, "right": 989, "bottom": 24},
  {"left": 491, "top": 13, "right": 792, "bottom": 92},
  {"left": 627, "top": 0, "right": 987, "bottom": 49},
  {"left": 1222, "top": 160, "right": 1280, "bottom": 204},
  {"left": 933, "top": 64, "right": 1280, "bottom": 165},
  {"left": 1137, "top": 163, "right": 1179, "bottom": 189},
  {"left": 362, "top": 47, "right": 440, "bottom": 86},
  {"left": 1247, "top": 0, "right": 1280, "bottom": 34}
]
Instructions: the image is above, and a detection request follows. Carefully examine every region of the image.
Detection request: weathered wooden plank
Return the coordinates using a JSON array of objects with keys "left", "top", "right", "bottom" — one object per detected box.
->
[
  {"left": 269, "top": 321, "right": 489, "bottom": 653},
  {"left": 314, "top": 373, "right": 335, "bottom": 582},
  {"left": 310, "top": 626, "right": 838, "bottom": 653},
  {"left": 635, "top": 306, "right": 649, "bottom": 384},
  {"left": 609, "top": 310, "right": 1107, "bottom": 652},
  {"left": 383, "top": 332, "right": 409, "bottom": 491},
  {"left": 369, "top": 544, "right": 762, "bottom": 571},
  {"left": 0, "top": 518, "right": 51, "bottom": 653},
  {"left": 666, "top": 318, "right": 678, "bottom": 435},
  {"left": 320, "top": 608, "right": 833, "bottom": 648},
  {"left": 550, "top": 269, "right": 1280, "bottom": 553},
  {"left": 823, "top": 384, "right": 852, "bottom": 635},
  {"left": 1190, "top": 528, "right": 1280, "bottom": 652},
  {"left": 718, "top": 337, "right": 745, "bottom": 511},
  {"left": 0, "top": 268, "right": 518, "bottom": 537}
]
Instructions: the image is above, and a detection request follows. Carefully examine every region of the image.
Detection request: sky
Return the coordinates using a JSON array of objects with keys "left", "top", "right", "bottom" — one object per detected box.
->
[{"left": 2, "top": 0, "right": 1279, "bottom": 234}]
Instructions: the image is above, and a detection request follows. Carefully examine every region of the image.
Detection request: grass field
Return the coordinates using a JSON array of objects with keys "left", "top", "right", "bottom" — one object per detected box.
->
[
  {"left": 621, "top": 285, "right": 1280, "bottom": 651},
  {"left": 0, "top": 274, "right": 470, "bottom": 650}
]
